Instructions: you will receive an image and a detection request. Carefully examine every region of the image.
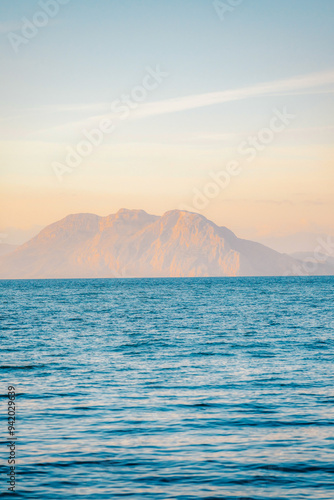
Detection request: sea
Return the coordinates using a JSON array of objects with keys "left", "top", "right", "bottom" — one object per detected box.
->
[{"left": 1, "top": 276, "right": 334, "bottom": 499}]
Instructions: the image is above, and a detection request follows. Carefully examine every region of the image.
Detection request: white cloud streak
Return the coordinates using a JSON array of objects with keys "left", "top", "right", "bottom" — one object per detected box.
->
[
  {"left": 15, "top": 69, "right": 334, "bottom": 140},
  {"left": 135, "top": 69, "right": 334, "bottom": 119}
]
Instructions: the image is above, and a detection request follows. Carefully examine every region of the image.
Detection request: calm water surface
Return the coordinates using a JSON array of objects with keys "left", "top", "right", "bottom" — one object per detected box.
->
[{"left": 1, "top": 277, "right": 334, "bottom": 499}]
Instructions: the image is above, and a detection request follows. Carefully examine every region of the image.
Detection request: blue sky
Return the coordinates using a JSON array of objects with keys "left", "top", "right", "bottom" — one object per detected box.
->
[{"left": 0, "top": 0, "right": 333, "bottom": 238}]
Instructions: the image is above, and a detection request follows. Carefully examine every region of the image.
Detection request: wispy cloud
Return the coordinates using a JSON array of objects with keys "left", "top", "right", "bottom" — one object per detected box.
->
[
  {"left": 17, "top": 69, "right": 334, "bottom": 141},
  {"left": 68, "top": 69, "right": 334, "bottom": 126},
  {"left": 15, "top": 68, "right": 334, "bottom": 121},
  {"left": 135, "top": 69, "right": 334, "bottom": 119}
]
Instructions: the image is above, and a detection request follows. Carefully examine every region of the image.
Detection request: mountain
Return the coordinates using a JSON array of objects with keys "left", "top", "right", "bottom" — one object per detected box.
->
[
  {"left": 289, "top": 252, "right": 334, "bottom": 275},
  {"left": 0, "top": 209, "right": 331, "bottom": 279}
]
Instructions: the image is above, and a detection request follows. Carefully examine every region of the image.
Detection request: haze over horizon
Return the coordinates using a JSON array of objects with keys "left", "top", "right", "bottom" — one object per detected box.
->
[{"left": 1, "top": 0, "right": 333, "bottom": 241}]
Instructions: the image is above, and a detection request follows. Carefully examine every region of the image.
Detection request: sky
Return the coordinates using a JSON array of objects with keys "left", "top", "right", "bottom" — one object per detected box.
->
[{"left": 1, "top": 0, "right": 333, "bottom": 242}]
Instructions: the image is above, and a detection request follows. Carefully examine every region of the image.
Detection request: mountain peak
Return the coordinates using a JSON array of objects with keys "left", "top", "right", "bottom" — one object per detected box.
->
[
  {"left": 111, "top": 208, "right": 158, "bottom": 225},
  {"left": 0, "top": 209, "right": 325, "bottom": 279},
  {"left": 163, "top": 209, "right": 205, "bottom": 218},
  {"left": 113, "top": 208, "right": 157, "bottom": 221},
  {"left": 161, "top": 209, "right": 210, "bottom": 225},
  {"left": 116, "top": 208, "right": 150, "bottom": 216}
]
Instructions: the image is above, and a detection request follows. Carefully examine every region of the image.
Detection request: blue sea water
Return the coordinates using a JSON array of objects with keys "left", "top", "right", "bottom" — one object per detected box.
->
[{"left": 1, "top": 276, "right": 334, "bottom": 499}]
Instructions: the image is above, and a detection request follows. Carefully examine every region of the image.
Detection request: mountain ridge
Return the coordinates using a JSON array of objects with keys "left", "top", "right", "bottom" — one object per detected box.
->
[{"left": 0, "top": 209, "right": 331, "bottom": 279}]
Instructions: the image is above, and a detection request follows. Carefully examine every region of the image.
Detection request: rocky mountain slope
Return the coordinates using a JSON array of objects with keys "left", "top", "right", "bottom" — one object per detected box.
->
[{"left": 0, "top": 209, "right": 330, "bottom": 279}]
